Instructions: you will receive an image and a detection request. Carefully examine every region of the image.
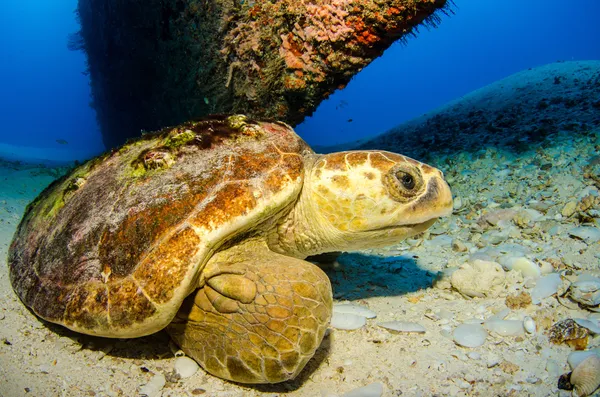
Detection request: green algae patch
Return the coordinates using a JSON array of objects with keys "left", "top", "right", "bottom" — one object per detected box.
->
[{"left": 163, "top": 128, "right": 196, "bottom": 149}]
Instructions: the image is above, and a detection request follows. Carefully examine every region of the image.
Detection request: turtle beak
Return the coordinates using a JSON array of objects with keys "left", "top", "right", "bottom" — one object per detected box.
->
[{"left": 401, "top": 169, "right": 453, "bottom": 225}]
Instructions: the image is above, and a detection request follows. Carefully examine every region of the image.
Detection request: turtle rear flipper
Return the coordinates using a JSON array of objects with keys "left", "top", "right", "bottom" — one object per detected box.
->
[{"left": 167, "top": 241, "right": 332, "bottom": 384}]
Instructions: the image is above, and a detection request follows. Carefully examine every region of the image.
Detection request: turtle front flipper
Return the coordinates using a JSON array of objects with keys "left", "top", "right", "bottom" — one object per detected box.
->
[{"left": 166, "top": 241, "right": 332, "bottom": 384}]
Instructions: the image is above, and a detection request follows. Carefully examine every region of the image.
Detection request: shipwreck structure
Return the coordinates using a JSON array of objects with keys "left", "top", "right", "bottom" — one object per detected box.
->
[{"left": 70, "top": 0, "right": 451, "bottom": 149}]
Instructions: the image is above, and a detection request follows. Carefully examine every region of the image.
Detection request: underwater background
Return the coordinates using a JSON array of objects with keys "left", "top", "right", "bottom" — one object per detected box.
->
[
  {"left": 0, "top": 0, "right": 599, "bottom": 161},
  {"left": 2, "top": 1, "right": 600, "bottom": 396}
]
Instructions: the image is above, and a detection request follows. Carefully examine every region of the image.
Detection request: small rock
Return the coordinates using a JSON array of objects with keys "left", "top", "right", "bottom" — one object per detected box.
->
[
  {"left": 500, "top": 256, "right": 541, "bottom": 279},
  {"left": 330, "top": 312, "right": 366, "bottom": 330},
  {"left": 378, "top": 321, "right": 426, "bottom": 333},
  {"left": 546, "top": 359, "right": 561, "bottom": 377},
  {"left": 483, "top": 319, "right": 525, "bottom": 336},
  {"left": 523, "top": 316, "right": 536, "bottom": 334},
  {"left": 451, "top": 260, "right": 506, "bottom": 298},
  {"left": 568, "top": 349, "right": 600, "bottom": 370},
  {"left": 333, "top": 303, "right": 377, "bottom": 319},
  {"left": 452, "top": 239, "right": 468, "bottom": 252},
  {"left": 568, "top": 226, "right": 600, "bottom": 244},
  {"left": 453, "top": 196, "right": 463, "bottom": 210},
  {"left": 499, "top": 360, "right": 520, "bottom": 374},
  {"left": 452, "top": 324, "right": 487, "bottom": 348},
  {"left": 139, "top": 373, "right": 166, "bottom": 397},
  {"left": 530, "top": 273, "right": 562, "bottom": 304},
  {"left": 562, "top": 201, "right": 578, "bottom": 217},
  {"left": 454, "top": 379, "right": 471, "bottom": 389},
  {"left": 487, "top": 354, "right": 501, "bottom": 368},
  {"left": 174, "top": 356, "right": 199, "bottom": 378},
  {"left": 341, "top": 382, "right": 384, "bottom": 397}
]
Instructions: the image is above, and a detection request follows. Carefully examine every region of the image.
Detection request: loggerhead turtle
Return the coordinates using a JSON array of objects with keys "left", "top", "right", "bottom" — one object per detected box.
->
[{"left": 8, "top": 115, "right": 452, "bottom": 384}]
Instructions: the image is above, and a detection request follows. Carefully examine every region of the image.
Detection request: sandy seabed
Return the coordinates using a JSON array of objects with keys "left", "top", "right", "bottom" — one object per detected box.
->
[{"left": 2, "top": 62, "right": 600, "bottom": 397}]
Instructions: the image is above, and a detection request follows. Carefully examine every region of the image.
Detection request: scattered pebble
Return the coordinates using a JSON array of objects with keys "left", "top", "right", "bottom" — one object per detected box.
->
[
  {"left": 341, "top": 382, "right": 384, "bottom": 397},
  {"left": 500, "top": 256, "right": 541, "bottom": 279},
  {"left": 570, "top": 280, "right": 600, "bottom": 306},
  {"left": 530, "top": 273, "right": 562, "bottom": 304},
  {"left": 139, "top": 373, "right": 166, "bottom": 397},
  {"left": 568, "top": 349, "right": 600, "bottom": 370},
  {"left": 487, "top": 355, "right": 500, "bottom": 368},
  {"left": 483, "top": 319, "right": 525, "bottom": 337},
  {"left": 450, "top": 259, "right": 506, "bottom": 298},
  {"left": 574, "top": 318, "right": 600, "bottom": 334},
  {"left": 378, "top": 321, "right": 426, "bottom": 333},
  {"left": 523, "top": 316, "right": 536, "bottom": 334},
  {"left": 174, "top": 356, "right": 199, "bottom": 378},
  {"left": 330, "top": 312, "right": 367, "bottom": 330},
  {"left": 499, "top": 360, "right": 520, "bottom": 375},
  {"left": 568, "top": 226, "right": 600, "bottom": 244},
  {"left": 333, "top": 303, "right": 377, "bottom": 319},
  {"left": 452, "top": 324, "right": 487, "bottom": 348}
]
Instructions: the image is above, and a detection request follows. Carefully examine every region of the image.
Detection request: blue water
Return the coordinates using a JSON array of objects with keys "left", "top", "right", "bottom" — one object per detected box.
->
[{"left": 0, "top": 0, "right": 599, "bottom": 159}]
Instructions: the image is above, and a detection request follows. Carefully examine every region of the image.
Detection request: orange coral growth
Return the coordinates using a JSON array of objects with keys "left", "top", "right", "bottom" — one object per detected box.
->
[
  {"left": 283, "top": 75, "right": 307, "bottom": 90},
  {"left": 348, "top": 17, "right": 380, "bottom": 46}
]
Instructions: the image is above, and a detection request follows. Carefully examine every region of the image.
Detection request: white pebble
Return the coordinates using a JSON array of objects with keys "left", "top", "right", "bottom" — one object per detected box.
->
[
  {"left": 333, "top": 303, "right": 377, "bottom": 319},
  {"left": 483, "top": 319, "right": 525, "bottom": 337},
  {"left": 451, "top": 350, "right": 468, "bottom": 361},
  {"left": 437, "top": 309, "right": 454, "bottom": 320},
  {"left": 455, "top": 379, "right": 471, "bottom": 389},
  {"left": 574, "top": 318, "right": 600, "bottom": 334},
  {"left": 500, "top": 256, "right": 541, "bottom": 279},
  {"left": 139, "top": 373, "right": 166, "bottom": 397},
  {"left": 453, "top": 196, "right": 463, "bottom": 210},
  {"left": 568, "top": 226, "right": 600, "bottom": 244},
  {"left": 530, "top": 273, "right": 562, "bottom": 304},
  {"left": 546, "top": 359, "right": 560, "bottom": 377},
  {"left": 468, "top": 352, "right": 481, "bottom": 360},
  {"left": 487, "top": 354, "right": 500, "bottom": 368},
  {"left": 488, "top": 308, "right": 510, "bottom": 321},
  {"left": 453, "top": 324, "right": 487, "bottom": 348},
  {"left": 568, "top": 350, "right": 600, "bottom": 370},
  {"left": 330, "top": 312, "right": 366, "bottom": 330},
  {"left": 378, "top": 321, "right": 426, "bottom": 333},
  {"left": 523, "top": 316, "right": 536, "bottom": 334},
  {"left": 174, "top": 356, "right": 199, "bottom": 378},
  {"left": 341, "top": 382, "right": 384, "bottom": 397}
]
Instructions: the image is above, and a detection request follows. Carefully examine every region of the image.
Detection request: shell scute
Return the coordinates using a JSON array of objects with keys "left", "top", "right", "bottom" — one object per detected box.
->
[
  {"left": 189, "top": 181, "right": 259, "bottom": 232},
  {"left": 133, "top": 227, "right": 202, "bottom": 304},
  {"left": 64, "top": 283, "right": 110, "bottom": 330},
  {"left": 107, "top": 277, "right": 156, "bottom": 327}
]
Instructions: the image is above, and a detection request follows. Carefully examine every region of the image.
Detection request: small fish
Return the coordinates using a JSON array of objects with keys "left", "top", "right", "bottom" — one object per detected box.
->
[
  {"left": 56, "top": 139, "right": 68, "bottom": 145},
  {"left": 336, "top": 100, "right": 348, "bottom": 110},
  {"left": 204, "top": 97, "right": 210, "bottom": 105},
  {"left": 347, "top": 118, "right": 353, "bottom": 122}
]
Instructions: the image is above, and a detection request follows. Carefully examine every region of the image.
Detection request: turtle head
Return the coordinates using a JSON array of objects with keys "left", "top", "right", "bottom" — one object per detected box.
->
[{"left": 269, "top": 151, "right": 453, "bottom": 257}]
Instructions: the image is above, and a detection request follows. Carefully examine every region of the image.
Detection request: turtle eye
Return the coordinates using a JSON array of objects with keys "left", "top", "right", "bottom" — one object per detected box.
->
[
  {"left": 384, "top": 164, "right": 424, "bottom": 202},
  {"left": 398, "top": 172, "right": 415, "bottom": 190}
]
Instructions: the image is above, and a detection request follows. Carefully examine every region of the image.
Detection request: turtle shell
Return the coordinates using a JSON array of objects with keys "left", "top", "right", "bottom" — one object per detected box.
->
[{"left": 8, "top": 115, "right": 310, "bottom": 337}]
